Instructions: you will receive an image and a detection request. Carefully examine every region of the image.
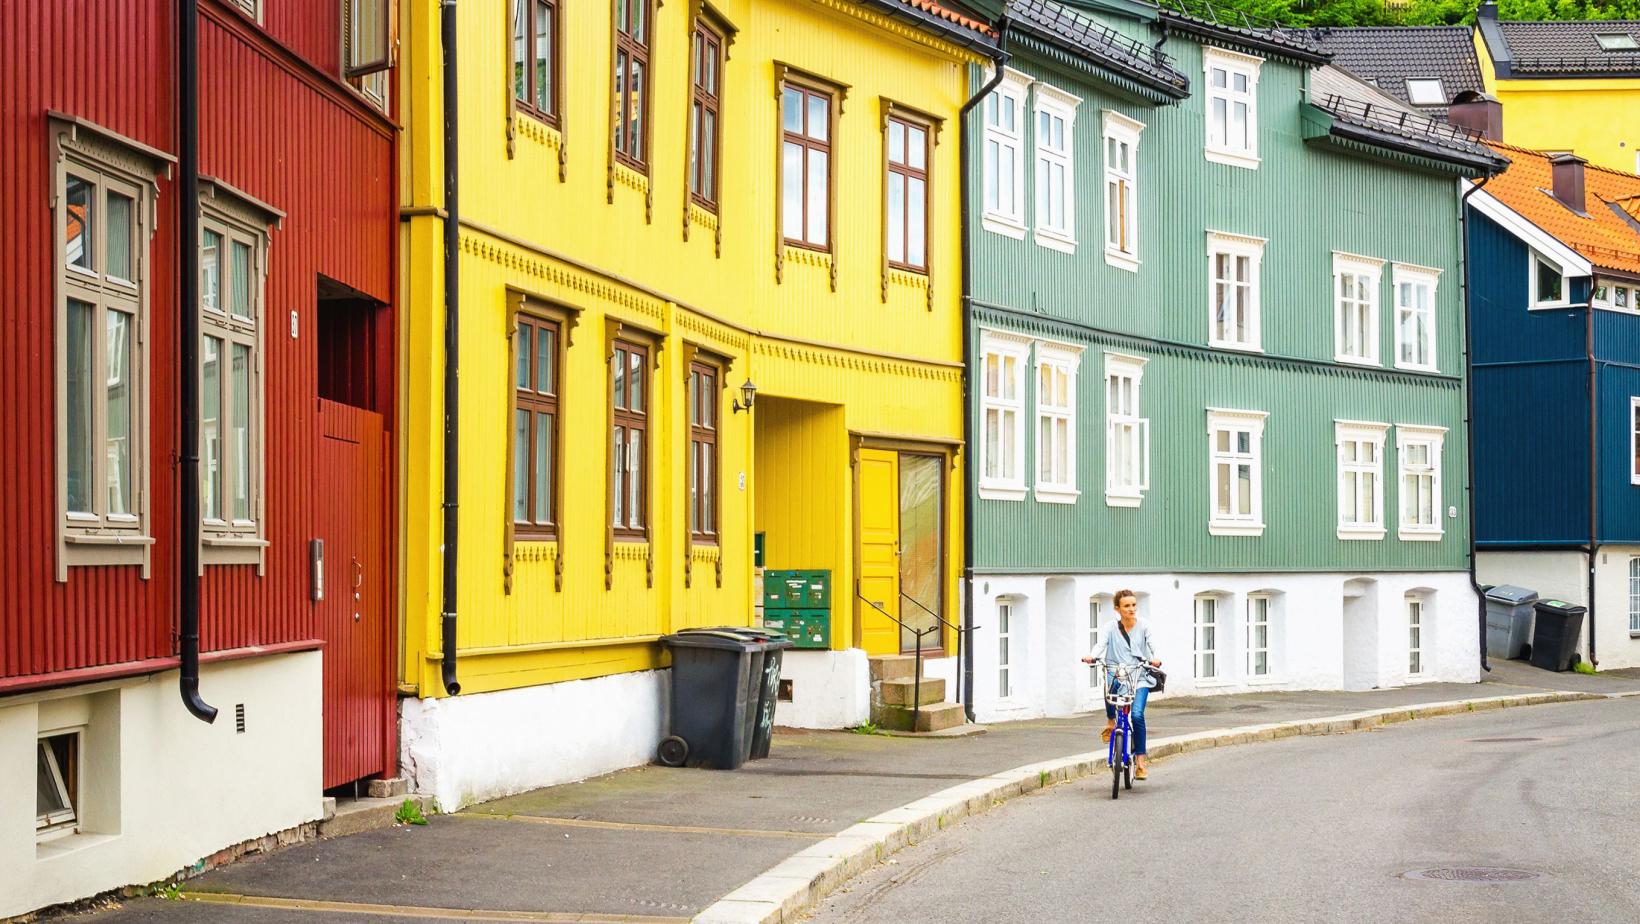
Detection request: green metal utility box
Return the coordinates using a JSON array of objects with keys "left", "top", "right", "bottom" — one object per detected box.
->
[{"left": 760, "top": 570, "right": 831, "bottom": 649}]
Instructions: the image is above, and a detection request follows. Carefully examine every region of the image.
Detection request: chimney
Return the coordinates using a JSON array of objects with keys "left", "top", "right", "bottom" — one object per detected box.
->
[
  {"left": 1446, "top": 91, "right": 1503, "bottom": 141},
  {"left": 1551, "top": 153, "right": 1587, "bottom": 213},
  {"left": 1478, "top": 1, "right": 1499, "bottom": 21}
]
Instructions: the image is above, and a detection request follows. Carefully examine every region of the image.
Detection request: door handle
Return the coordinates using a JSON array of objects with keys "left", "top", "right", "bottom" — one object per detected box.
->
[{"left": 352, "top": 557, "right": 363, "bottom": 622}]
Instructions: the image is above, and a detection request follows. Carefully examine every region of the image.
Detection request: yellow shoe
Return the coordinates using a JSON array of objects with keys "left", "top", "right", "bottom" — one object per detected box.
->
[
  {"left": 1135, "top": 764, "right": 1148, "bottom": 780},
  {"left": 1100, "top": 724, "right": 1113, "bottom": 743}
]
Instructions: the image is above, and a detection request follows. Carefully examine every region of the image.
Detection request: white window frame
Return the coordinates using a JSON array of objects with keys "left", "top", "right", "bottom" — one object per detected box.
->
[
  {"left": 1407, "top": 594, "right": 1426, "bottom": 676},
  {"left": 997, "top": 598, "right": 1015, "bottom": 699},
  {"left": 1393, "top": 263, "right": 1440, "bottom": 372},
  {"left": 1335, "top": 420, "right": 1388, "bottom": 540},
  {"left": 36, "top": 732, "right": 80, "bottom": 839},
  {"left": 1207, "top": 231, "right": 1264, "bottom": 352},
  {"left": 979, "top": 330, "right": 1030, "bottom": 501},
  {"left": 1530, "top": 251, "right": 1570, "bottom": 309},
  {"left": 1102, "top": 110, "right": 1143, "bottom": 272},
  {"left": 1034, "top": 341, "right": 1082, "bottom": 503},
  {"left": 1629, "top": 557, "right": 1640, "bottom": 635},
  {"left": 1087, "top": 595, "right": 1108, "bottom": 689},
  {"left": 1595, "top": 279, "right": 1639, "bottom": 314},
  {"left": 1396, "top": 425, "right": 1447, "bottom": 541},
  {"left": 1203, "top": 46, "right": 1261, "bottom": 169},
  {"left": 981, "top": 68, "right": 1032, "bottom": 239},
  {"left": 1207, "top": 408, "right": 1267, "bottom": 536},
  {"left": 1246, "top": 593, "right": 1272, "bottom": 679},
  {"left": 198, "top": 185, "right": 277, "bottom": 570},
  {"left": 1404, "top": 77, "right": 1446, "bottom": 106},
  {"left": 1631, "top": 397, "right": 1640, "bottom": 487},
  {"left": 1032, "top": 83, "right": 1080, "bottom": 254},
  {"left": 1194, "top": 594, "right": 1221, "bottom": 680},
  {"left": 1104, "top": 352, "right": 1149, "bottom": 508},
  {"left": 1333, "top": 252, "right": 1385, "bottom": 366}
]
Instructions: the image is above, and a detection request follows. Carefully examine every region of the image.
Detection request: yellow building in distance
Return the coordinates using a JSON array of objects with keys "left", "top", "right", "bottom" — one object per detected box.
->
[
  {"left": 398, "top": 0, "right": 997, "bottom": 808},
  {"left": 1474, "top": 4, "right": 1640, "bottom": 172}
]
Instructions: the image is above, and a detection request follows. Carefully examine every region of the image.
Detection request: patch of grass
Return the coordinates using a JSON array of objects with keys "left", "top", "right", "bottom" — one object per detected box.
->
[
  {"left": 394, "top": 798, "right": 429, "bottom": 826},
  {"left": 848, "top": 722, "right": 886, "bottom": 736},
  {"left": 1039, "top": 770, "right": 1050, "bottom": 787},
  {"left": 149, "top": 881, "right": 184, "bottom": 901},
  {"left": 1574, "top": 661, "right": 1598, "bottom": 675}
]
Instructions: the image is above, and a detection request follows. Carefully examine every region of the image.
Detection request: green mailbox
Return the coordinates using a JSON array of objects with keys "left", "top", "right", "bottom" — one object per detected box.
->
[
  {"left": 761, "top": 610, "right": 831, "bottom": 649},
  {"left": 761, "top": 570, "right": 831, "bottom": 649}
]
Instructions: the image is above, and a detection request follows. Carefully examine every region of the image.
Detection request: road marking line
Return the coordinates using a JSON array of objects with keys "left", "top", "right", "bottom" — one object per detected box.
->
[
  {"left": 452, "top": 812, "right": 824, "bottom": 840},
  {"left": 180, "top": 891, "right": 690, "bottom": 922}
]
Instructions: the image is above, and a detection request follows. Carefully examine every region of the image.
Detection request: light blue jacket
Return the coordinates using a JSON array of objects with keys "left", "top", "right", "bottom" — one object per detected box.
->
[{"left": 1096, "top": 618, "right": 1159, "bottom": 690}]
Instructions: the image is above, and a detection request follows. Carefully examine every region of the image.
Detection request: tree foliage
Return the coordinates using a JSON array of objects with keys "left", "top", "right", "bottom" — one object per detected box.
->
[{"left": 1197, "top": 0, "right": 1640, "bottom": 28}]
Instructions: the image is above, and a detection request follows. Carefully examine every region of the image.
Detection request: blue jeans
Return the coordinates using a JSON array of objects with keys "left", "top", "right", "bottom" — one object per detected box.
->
[{"left": 1105, "top": 685, "right": 1149, "bottom": 756}]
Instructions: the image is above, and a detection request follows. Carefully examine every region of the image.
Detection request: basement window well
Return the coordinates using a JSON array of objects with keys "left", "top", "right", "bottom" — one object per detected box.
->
[{"left": 36, "top": 733, "right": 80, "bottom": 839}]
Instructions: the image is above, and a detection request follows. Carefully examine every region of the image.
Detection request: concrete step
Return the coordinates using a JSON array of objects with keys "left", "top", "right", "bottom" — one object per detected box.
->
[
  {"left": 869, "top": 655, "right": 920, "bottom": 682},
  {"left": 878, "top": 677, "right": 946, "bottom": 707},
  {"left": 318, "top": 794, "right": 436, "bottom": 839},
  {"left": 871, "top": 701, "right": 968, "bottom": 733}
]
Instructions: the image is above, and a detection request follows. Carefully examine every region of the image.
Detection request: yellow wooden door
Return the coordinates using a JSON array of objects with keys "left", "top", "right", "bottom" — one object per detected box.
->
[{"left": 856, "top": 448, "right": 901, "bottom": 656}]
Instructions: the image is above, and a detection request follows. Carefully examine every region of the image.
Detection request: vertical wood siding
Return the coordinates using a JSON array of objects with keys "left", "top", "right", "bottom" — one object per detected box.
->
[
  {"left": 2, "top": 2, "right": 396, "bottom": 682},
  {"left": 966, "top": 38, "right": 1471, "bottom": 575}
]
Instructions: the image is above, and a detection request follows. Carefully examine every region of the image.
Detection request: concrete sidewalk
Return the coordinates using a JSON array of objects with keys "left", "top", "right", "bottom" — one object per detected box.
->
[{"left": 71, "top": 662, "right": 1640, "bottom": 924}]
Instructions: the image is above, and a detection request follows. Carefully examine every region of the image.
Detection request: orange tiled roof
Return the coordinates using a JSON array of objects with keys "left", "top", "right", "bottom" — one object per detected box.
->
[
  {"left": 1483, "top": 140, "right": 1640, "bottom": 277},
  {"left": 897, "top": 0, "right": 995, "bottom": 36}
]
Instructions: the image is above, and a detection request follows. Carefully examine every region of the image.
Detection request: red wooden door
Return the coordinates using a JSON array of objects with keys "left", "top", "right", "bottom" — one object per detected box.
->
[{"left": 316, "top": 399, "right": 395, "bottom": 789}]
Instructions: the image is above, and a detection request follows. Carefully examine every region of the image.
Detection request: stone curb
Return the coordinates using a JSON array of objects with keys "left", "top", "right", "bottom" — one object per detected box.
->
[{"left": 691, "top": 690, "right": 1608, "bottom": 924}]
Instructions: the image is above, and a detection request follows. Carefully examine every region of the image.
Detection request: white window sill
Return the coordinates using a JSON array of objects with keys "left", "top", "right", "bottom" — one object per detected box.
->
[
  {"left": 1528, "top": 300, "right": 1572, "bottom": 311},
  {"left": 1335, "top": 354, "right": 1382, "bottom": 368},
  {"left": 1243, "top": 674, "right": 1286, "bottom": 686},
  {"left": 1398, "top": 528, "right": 1445, "bottom": 542},
  {"left": 1105, "top": 490, "right": 1144, "bottom": 508},
  {"left": 1394, "top": 361, "right": 1439, "bottom": 374},
  {"left": 1208, "top": 339, "right": 1263, "bottom": 354},
  {"left": 1209, "top": 521, "right": 1265, "bottom": 537},
  {"left": 64, "top": 532, "right": 156, "bottom": 547},
  {"left": 37, "top": 832, "right": 117, "bottom": 861},
  {"left": 1104, "top": 249, "right": 1140, "bottom": 273},
  {"left": 1337, "top": 526, "right": 1386, "bottom": 541},
  {"left": 1034, "top": 229, "right": 1077, "bottom": 255},
  {"left": 982, "top": 213, "right": 1027, "bottom": 240},
  {"left": 979, "top": 483, "right": 1028, "bottom": 502},
  {"left": 1192, "top": 676, "right": 1235, "bottom": 688},
  {"left": 1205, "top": 148, "right": 1260, "bottom": 170},
  {"left": 1034, "top": 486, "right": 1080, "bottom": 505},
  {"left": 202, "top": 534, "right": 270, "bottom": 549}
]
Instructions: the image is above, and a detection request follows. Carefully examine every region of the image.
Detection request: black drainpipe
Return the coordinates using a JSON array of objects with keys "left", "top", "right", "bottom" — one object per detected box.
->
[
  {"left": 1459, "top": 175, "right": 1492, "bottom": 676},
  {"left": 958, "top": 10, "right": 1010, "bottom": 723},
  {"left": 1585, "top": 282, "right": 1600, "bottom": 669},
  {"left": 178, "top": 0, "right": 217, "bottom": 723},
  {"left": 440, "top": 0, "right": 462, "bottom": 695}
]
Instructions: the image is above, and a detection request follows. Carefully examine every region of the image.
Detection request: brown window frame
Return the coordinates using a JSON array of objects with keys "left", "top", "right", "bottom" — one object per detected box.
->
[
  {"left": 611, "top": 339, "right": 650, "bottom": 539},
  {"left": 884, "top": 111, "right": 931, "bottom": 274},
  {"left": 688, "top": 361, "right": 720, "bottom": 543},
  {"left": 514, "top": 314, "right": 561, "bottom": 540},
  {"left": 512, "top": 0, "right": 561, "bottom": 127},
  {"left": 343, "top": 0, "right": 394, "bottom": 78},
  {"left": 780, "top": 77, "right": 836, "bottom": 253},
  {"left": 688, "top": 20, "right": 725, "bottom": 211},
  {"left": 613, "top": 0, "right": 655, "bottom": 173}
]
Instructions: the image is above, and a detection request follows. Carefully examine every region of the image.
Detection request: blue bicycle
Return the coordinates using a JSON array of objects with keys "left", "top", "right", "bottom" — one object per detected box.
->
[{"left": 1096, "top": 660, "right": 1144, "bottom": 799}]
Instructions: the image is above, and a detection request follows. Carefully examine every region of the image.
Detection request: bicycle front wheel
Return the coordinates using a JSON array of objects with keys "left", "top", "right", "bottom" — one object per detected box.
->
[{"left": 1110, "top": 731, "right": 1124, "bottom": 800}]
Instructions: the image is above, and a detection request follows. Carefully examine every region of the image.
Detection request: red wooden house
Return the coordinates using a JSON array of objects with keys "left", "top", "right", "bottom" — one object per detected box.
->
[{"left": 1, "top": 1, "right": 398, "bottom": 913}]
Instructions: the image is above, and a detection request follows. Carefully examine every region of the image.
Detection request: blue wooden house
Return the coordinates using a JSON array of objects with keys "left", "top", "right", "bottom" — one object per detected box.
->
[{"left": 1467, "top": 132, "right": 1640, "bottom": 671}]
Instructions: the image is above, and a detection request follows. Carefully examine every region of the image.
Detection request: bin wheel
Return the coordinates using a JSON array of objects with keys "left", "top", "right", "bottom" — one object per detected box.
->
[{"left": 658, "top": 736, "right": 689, "bottom": 767}]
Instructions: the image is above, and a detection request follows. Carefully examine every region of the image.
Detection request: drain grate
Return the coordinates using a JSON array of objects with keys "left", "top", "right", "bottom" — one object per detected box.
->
[
  {"left": 1467, "top": 737, "right": 1541, "bottom": 743},
  {"left": 1404, "top": 867, "right": 1542, "bottom": 882}
]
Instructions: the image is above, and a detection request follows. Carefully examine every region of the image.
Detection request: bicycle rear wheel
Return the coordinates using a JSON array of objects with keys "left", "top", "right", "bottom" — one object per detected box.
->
[{"left": 1123, "top": 759, "right": 1132, "bottom": 790}]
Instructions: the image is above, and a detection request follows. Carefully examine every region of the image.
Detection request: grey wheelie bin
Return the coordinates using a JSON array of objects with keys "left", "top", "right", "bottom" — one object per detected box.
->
[
  {"left": 1529, "top": 600, "right": 1586, "bottom": 672},
  {"left": 739, "top": 627, "right": 792, "bottom": 760},
  {"left": 657, "top": 628, "right": 791, "bottom": 769},
  {"left": 1484, "top": 585, "right": 1539, "bottom": 660}
]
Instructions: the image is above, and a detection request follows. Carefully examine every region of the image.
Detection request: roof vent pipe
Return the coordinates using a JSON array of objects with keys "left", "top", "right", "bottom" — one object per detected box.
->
[
  {"left": 1446, "top": 91, "right": 1503, "bottom": 142},
  {"left": 1551, "top": 153, "right": 1588, "bottom": 213}
]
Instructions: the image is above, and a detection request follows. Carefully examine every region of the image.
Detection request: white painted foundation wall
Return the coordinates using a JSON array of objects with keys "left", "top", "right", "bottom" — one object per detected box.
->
[
  {"left": 1480, "top": 548, "right": 1640, "bottom": 670},
  {"left": 967, "top": 572, "right": 1479, "bottom": 724},
  {"left": 0, "top": 653, "right": 323, "bottom": 919},
  {"left": 775, "top": 649, "right": 869, "bottom": 729},
  {"left": 399, "top": 669, "right": 667, "bottom": 812}
]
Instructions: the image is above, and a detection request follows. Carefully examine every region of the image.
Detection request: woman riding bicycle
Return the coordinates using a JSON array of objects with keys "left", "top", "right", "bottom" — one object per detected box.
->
[{"left": 1081, "top": 590, "right": 1161, "bottom": 779}]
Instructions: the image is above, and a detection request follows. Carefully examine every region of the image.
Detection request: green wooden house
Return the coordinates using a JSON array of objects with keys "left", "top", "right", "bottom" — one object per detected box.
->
[{"left": 950, "top": 0, "right": 1508, "bottom": 720}]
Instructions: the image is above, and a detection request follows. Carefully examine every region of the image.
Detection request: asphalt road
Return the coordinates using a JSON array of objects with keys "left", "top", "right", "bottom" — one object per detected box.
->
[{"left": 810, "top": 698, "right": 1640, "bottom": 924}]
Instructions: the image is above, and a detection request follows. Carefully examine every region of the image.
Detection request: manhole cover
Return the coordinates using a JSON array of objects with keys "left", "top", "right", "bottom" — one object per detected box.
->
[
  {"left": 1468, "top": 737, "right": 1541, "bottom": 743},
  {"left": 1404, "top": 867, "right": 1542, "bottom": 882}
]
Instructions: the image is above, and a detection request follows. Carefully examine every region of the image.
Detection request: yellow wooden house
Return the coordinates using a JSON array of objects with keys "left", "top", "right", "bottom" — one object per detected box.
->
[
  {"left": 1474, "top": 4, "right": 1640, "bottom": 172},
  {"left": 397, "top": 0, "right": 997, "bottom": 808}
]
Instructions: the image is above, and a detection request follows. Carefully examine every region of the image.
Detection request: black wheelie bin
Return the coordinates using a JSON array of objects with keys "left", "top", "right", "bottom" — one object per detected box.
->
[
  {"left": 1528, "top": 600, "right": 1587, "bottom": 672},
  {"left": 657, "top": 627, "right": 791, "bottom": 769}
]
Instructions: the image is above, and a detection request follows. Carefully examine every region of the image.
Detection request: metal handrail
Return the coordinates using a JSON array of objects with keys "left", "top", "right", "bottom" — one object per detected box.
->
[
  {"left": 898, "top": 591, "right": 978, "bottom": 709},
  {"left": 1316, "top": 93, "right": 1489, "bottom": 149},
  {"left": 857, "top": 593, "right": 942, "bottom": 732}
]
